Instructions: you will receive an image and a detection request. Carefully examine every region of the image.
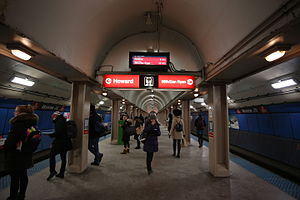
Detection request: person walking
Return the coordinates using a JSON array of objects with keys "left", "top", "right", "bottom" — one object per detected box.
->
[
  {"left": 4, "top": 105, "right": 39, "bottom": 200},
  {"left": 194, "top": 114, "right": 206, "bottom": 148},
  {"left": 88, "top": 105, "right": 104, "bottom": 166},
  {"left": 143, "top": 114, "right": 161, "bottom": 175},
  {"left": 170, "top": 109, "right": 184, "bottom": 158},
  {"left": 167, "top": 112, "right": 173, "bottom": 136},
  {"left": 47, "top": 107, "right": 72, "bottom": 180},
  {"left": 120, "top": 114, "right": 131, "bottom": 154}
]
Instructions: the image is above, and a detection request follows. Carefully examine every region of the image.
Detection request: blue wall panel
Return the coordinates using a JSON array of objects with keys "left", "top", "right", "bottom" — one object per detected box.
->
[
  {"left": 271, "top": 113, "right": 293, "bottom": 139},
  {"left": 0, "top": 109, "right": 8, "bottom": 135},
  {"left": 289, "top": 113, "right": 300, "bottom": 140},
  {"left": 246, "top": 114, "right": 260, "bottom": 133},
  {"left": 256, "top": 114, "right": 274, "bottom": 135},
  {"left": 237, "top": 114, "right": 248, "bottom": 131}
]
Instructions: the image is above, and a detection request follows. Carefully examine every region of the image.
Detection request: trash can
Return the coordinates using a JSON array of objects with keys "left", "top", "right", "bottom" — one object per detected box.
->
[{"left": 117, "top": 120, "right": 124, "bottom": 145}]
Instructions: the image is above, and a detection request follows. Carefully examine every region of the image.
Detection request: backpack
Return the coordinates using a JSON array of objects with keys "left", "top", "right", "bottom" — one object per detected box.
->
[
  {"left": 20, "top": 126, "right": 41, "bottom": 153},
  {"left": 174, "top": 121, "right": 183, "bottom": 132},
  {"left": 66, "top": 120, "right": 77, "bottom": 138},
  {"left": 95, "top": 121, "right": 107, "bottom": 138}
]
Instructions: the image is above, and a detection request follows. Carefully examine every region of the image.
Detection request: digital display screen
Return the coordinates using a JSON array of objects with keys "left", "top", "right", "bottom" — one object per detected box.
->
[
  {"left": 132, "top": 56, "right": 167, "bottom": 65},
  {"left": 129, "top": 52, "right": 169, "bottom": 72}
]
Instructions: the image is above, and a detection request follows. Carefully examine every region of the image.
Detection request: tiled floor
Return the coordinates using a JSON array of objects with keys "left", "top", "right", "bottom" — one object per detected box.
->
[{"left": 0, "top": 127, "right": 297, "bottom": 200}]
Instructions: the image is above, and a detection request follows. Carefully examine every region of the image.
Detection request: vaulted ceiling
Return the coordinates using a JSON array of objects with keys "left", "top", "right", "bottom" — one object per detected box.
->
[{"left": 0, "top": 0, "right": 299, "bottom": 112}]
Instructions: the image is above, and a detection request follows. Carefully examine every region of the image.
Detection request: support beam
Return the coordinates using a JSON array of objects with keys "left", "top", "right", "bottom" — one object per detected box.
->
[
  {"left": 68, "top": 82, "right": 91, "bottom": 173},
  {"left": 111, "top": 100, "right": 119, "bottom": 144},
  {"left": 182, "top": 100, "right": 190, "bottom": 146},
  {"left": 207, "top": 84, "right": 230, "bottom": 177}
]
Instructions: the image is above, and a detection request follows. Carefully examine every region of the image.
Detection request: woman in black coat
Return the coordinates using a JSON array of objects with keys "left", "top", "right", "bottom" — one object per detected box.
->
[
  {"left": 4, "top": 105, "right": 38, "bottom": 200},
  {"left": 143, "top": 114, "right": 161, "bottom": 175},
  {"left": 121, "top": 114, "right": 132, "bottom": 154},
  {"left": 47, "top": 110, "right": 72, "bottom": 180}
]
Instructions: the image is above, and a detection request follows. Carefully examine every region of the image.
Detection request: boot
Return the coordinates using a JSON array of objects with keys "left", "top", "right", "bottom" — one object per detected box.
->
[{"left": 120, "top": 149, "right": 127, "bottom": 154}]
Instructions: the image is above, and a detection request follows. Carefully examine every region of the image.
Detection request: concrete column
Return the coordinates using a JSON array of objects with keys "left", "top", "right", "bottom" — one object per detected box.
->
[
  {"left": 68, "top": 82, "right": 91, "bottom": 173},
  {"left": 111, "top": 99, "right": 119, "bottom": 144},
  {"left": 208, "top": 84, "right": 230, "bottom": 177},
  {"left": 182, "top": 100, "right": 190, "bottom": 146}
]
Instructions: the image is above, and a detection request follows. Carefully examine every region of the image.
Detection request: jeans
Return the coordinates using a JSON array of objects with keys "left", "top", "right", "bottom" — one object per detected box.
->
[
  {"left": 197, "top": 130, "right": 204, "bottom": 147},
  {"left": 173, "top": 139, "right": 181, "bottom": 156},
  {"left": 88, "top": 137, "right": 103, "bottom": 163},
  {"left": 49, "top": 149, "right": 67, "bottom": 174},
  {"left": 10, "top": 168, "right": 28, "bottom": 198},
  {"left": 146, "top": 152, "right": 154, "bottom": 171}
]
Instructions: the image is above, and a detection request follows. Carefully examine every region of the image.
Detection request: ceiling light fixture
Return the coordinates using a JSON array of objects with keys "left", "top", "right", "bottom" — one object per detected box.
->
[
  {"left": 271, "top": 79, "right": 297, "bottom": 89},
  {"left": 11, "top": 76, "right": 35, "bottom": 86},
  {"left": 7, "top": 43, "right": 37, "bottom": 61},
  {"left": 263, "top": 44, "right": 291, "bottom": 62},
  {"left": 102, "top": 91, "right": 107, "bottom": 96},
  {"left": 99, "top": 101, "right": 105, "bottom": 105},
  {"left": 194, "top": 93, "right": 199, "bottom": 97}
]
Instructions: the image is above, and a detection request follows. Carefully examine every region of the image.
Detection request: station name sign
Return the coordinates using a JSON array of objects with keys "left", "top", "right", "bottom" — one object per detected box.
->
[{"left": 103, "top": 74, "right": 195, "bottom": 89}]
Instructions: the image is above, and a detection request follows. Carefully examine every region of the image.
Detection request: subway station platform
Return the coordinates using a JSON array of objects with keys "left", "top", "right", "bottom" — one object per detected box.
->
[{"left": 0, "top": 126, "right": 298, "bottom": 200}]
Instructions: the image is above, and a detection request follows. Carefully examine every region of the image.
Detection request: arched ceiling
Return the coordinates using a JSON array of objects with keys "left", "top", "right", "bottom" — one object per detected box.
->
[{"left": 1, "top": 0, "right": 297, "bottom": 112}]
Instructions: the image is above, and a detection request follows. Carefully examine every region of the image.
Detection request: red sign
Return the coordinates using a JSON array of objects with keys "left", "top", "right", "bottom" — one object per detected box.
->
[
  {"left": 132, "top": 56, "right": 167, "bottom": 65},
  {"left": 158, "top": 75, "right": 195, "bottom": 89},
  {"left": 208, "top": 132, "right": 214, "bottom": 137},
  {"left": 103, "top": 75, "right": 140, "bottom": 88}
]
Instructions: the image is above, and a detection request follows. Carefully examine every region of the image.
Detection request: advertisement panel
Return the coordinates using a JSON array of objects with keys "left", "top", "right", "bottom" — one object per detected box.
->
[
  {"left": 158, "top": 75, "right": 195, "bottom": 89},
  {"left": 103, "top": 75, "right": 140, "bottom": 88}
]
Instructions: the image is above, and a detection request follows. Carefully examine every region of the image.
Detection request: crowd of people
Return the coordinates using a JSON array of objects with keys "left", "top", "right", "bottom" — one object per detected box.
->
[{"left": 3, "top": 104, "right": 205, "bottom": 199}]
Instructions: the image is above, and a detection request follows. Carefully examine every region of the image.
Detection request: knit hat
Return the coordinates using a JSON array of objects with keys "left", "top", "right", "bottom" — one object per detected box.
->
[
  {"left": 51, "top": 111, "right": 61, "bottom": 120},
  {"left": 149, "top": 114, "right": 157, "bottom": 120}
]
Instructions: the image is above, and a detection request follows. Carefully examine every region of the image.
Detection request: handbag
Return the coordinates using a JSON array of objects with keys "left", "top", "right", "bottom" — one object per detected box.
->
[{"left": 138, "top": 132, "right": 148, "bottom": 144}]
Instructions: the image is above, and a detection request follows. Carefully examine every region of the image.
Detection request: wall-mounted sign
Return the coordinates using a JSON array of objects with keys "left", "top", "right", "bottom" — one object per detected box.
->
[
  {"left": 103, "top": 74, "right": 140, "bottom": 88},
  {"left": 140, "top": 75, "right": 158, "bottom": 88},
  {"left": 158, "top": 75, "right": 195, "bottom": 89},
  {"left": 83, "top": 118, "right": 89, "bottom": 134},
  {"left": 129, "top": 52, "right": 169, "bottom": 72}
]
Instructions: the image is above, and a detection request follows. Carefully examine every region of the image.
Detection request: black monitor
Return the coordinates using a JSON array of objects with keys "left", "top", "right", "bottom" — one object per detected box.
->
[{"left": 129, "top": 52, "right": 170, "bottom": 72}]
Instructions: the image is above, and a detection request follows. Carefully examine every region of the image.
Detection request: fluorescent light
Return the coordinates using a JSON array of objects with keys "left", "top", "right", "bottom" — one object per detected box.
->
[
  {"left": 201, "top": 102, "right": 206, "bottom": 106},
  {"left": 99, "top": 101, "right": 104, "bottom": 105},
  {"left": 194, "top": 88, "right": 199, "bottom": 92},
  {"left": 102, "top": 92, "right": 107, "bottom": 96},
  {"left": 194, "top": 93, "right": 199, "bottom": 97},
  {"left": 11, "top": 49, "right": 32, "bottom": 60},
  {"left": 11, "top": 77, "right": 35, "bottom": 86},
  {"left": 265, "top": 51, "right": 286, "bottom": 62},
  {"left": 271, "top": 79, "right": 297, "bottom": 89},
  {"left": 227, "top": 96, "right": 230, "bottom": 100}
]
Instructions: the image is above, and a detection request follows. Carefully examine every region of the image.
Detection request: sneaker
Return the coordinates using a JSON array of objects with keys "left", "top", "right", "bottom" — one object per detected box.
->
[
  {"left": 134, "top": 146, "right": 141, "bottom": 149},
  {"left": 56, "top": 173, "right": 64, "bottom": 179},
  {"left": 147, "top": 169, "right": 153, "bottom": 175},
  {"left": 120, "top": 149, "right": 127, "bottom": 154},
  {"left": 47, "top": 171, "right": 57, "bottom": 181},
  {"left": 176, "top": 155, "right": 180, "bottom": 158},
  {"left": 91, "top": 162, "right": 100, "bottom": 166}
]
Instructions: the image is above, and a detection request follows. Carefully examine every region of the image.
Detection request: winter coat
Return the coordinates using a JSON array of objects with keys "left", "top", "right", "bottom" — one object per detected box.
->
[
  {"left": 89, "top": 113, "right": 103, "bottom": 139},
  {"left": 50, "top": 114, "right": 72, "bottom": 153},
  {"left": 143, "top": 122, "right": 161, "bottom": 153},
  {"left": 122, "top": 120, "right": 132, "bottom": 142},
  {"left": 170, "top": 116, "right": 184, "bottom": 140},
  {"left": 4, "top": 113, "right": 38, "bottom": 171}
]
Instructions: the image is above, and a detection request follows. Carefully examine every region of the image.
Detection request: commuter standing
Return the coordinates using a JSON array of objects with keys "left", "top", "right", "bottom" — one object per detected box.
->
[
  {"left": 47, "top": 107, "right": 72, "bottom": 180},
  {"left": 143, "top": 114, "right": 161, "bottom": 175},
  {"left": 88, "top": 105, "right": 104, "bottom": 166},
  {"left": 120, "top": 114, "right": 131, "bottom": 154},
  {"left": 4, "top": 105, "right": 38, "bottom": 200},
  {"left": 170, "top": 109, "right": 184, "bottom": 158},
  {"left": 134, "top": 116, "right": 143, "bottom": 149},
  {"left": 167, "top": 112, "right": 173, "bottom": 133},
  {"left": 194, "top": 114, "right": 206, "bottom": 148}
]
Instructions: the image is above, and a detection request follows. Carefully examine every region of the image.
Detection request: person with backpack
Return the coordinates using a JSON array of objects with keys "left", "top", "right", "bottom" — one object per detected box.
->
[
  {"left": 4, "top": 105, "right": 39, "bottom": 200},
  {"left": 143, "top": 114, "right": 161, "bottom": 175},
  {"left": 88, "top": 105, "right": 104, "bottom": 166},
  {"left": 120, "top": 114, "right": 132, "bottom": 154},
  {"left": 194, "top": 114, "right": 206, "bottom": 148},
  {"left": 47, "top": 107, "right": 72, "bottom": 181},
  {"left": 169, "top": 109, "right": 184, "bottom": 158}
]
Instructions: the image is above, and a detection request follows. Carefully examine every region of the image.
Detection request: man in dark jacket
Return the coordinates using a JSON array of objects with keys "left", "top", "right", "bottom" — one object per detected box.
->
[
  {"left": 194, "top": 114, "right": 206, "bottom": 148},
  {"left": 47, "top": 108, "right": 72, "bottom": 180},
  {"left": 143, "top": 114, "right": 161, "bottom": 175},
  {"left": 4, "top": 105, "right": 38, "bottom": 200},
  {"left": 121, "top": 114, "right": 132, "bottom": 154},
  {"left": 88, "top": 105, "right": 104, "bottom": 166}
]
